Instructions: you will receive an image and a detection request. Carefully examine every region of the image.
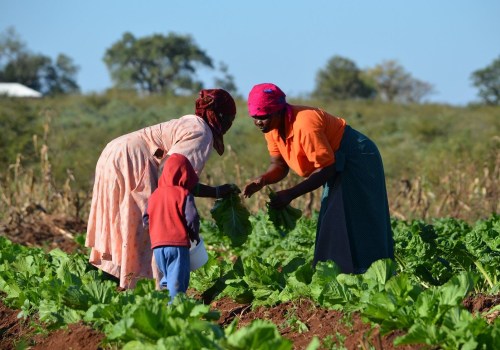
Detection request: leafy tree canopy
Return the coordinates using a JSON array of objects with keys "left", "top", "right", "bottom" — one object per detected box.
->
[
  {"left": 213, "top": 61, "right": 239, "bottom": 98},
  {"left": 471, "top": 55, "right": 500, "bottom": 105},
  {"left": 312, "top": 55, "right": 374, "bottom": 100},
  {"left": 0, "top": 27, "right": 80, "bottom": 96},
  {"left": 104, "top": 32, "right": 214, "bottom": 95},
  {"left": 363, "top": 60, "right": 433, "bottom": 103}
]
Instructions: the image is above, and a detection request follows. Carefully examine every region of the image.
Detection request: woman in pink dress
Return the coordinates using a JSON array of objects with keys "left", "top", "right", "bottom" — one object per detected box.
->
[{"left": 86, "top": 89, "right": 237, "bottom": 289}]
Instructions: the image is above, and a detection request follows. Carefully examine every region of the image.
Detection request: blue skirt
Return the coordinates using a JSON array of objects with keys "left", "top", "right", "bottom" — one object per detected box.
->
[{"left": 314, "top": 126, "right": 394, "bottom": 273}]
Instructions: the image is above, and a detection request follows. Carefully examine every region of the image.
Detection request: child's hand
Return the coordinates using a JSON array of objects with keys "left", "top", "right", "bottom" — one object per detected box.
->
[
  {"left": 189, "top": 231, "right": 200, "bottom": 245},
  {"left": 142, "top": 213, "right": 150, "bottom": 230}
]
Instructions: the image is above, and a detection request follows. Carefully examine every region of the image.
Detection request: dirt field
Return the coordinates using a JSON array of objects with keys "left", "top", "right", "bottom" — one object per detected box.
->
[{"left": 1, "top": 213, "right": 498, "bottom": 350}]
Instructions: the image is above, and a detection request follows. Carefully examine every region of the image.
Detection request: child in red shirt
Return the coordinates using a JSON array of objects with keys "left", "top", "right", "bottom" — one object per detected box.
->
[{"left": 143, "top": 153, "right": 200, "bottom": 300}]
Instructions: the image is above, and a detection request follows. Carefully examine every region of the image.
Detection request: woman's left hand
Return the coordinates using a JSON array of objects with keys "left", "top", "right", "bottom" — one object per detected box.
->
[{"left": 269, "top": 189, "right": 293, "bottom": 209}]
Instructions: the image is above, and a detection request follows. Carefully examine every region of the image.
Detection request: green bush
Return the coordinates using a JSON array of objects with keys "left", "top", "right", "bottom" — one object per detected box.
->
[{"left": 0, "top": 94, "right": 498, "bottom": 222}]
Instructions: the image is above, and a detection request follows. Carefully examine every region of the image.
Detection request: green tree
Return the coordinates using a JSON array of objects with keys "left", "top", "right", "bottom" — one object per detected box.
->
[
  {"left": 42, "top": 54, "right": 80, "bottom": 95},
  {"left": 1, "top": 52, "right": 49, "bottom": 91},
  {"left": 213, "top": 61, "right": 239, "bottom": 97},
  {"left": 312, "top": 55, "right": 374, "bottom": 100},
  {"left": 0, "top": 27, "right": 80, "bottom": 95},
  {"left": 471, "top": 55, "right": 500, "bottom": 105},
  {"left": 0, "top": 27, "right": 25, "bottom": 64},
  {"left": 363, "top": 60, "right": 433, "bottom": 103},
  {"left": 104, "top": 32, "right": 214, "bottom": 95}
]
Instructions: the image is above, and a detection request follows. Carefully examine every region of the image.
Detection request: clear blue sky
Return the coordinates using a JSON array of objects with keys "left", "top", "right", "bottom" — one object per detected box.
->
[{"left": 2, "top": 1, "right": 499, "bottom": 105}]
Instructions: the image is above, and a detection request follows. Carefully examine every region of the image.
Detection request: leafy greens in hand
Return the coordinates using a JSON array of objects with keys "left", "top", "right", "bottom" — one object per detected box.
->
[
  {"left": 267, "top": 188, "right": 302, "bottom": 236},
  {"left": 210, "top": 188, "right": 251, "bottom": 247}
]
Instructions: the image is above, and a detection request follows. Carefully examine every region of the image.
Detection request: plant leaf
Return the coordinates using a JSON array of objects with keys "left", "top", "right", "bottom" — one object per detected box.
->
[{"left": 210, "top": 193, "right": 252, "bottom": 247}]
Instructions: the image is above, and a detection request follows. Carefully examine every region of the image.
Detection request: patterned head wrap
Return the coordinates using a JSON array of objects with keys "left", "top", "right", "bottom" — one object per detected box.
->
[
  {"left": 195, "top": 89, "right": 236, "bottom": 155},
  {"left": 247, "top": 83, "right": 287, "bottom": 116}
]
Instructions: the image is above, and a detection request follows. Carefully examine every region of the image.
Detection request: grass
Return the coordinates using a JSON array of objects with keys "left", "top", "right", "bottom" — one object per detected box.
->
[{"left": 0, "top": 93, "right": 498, "bottom": 224}]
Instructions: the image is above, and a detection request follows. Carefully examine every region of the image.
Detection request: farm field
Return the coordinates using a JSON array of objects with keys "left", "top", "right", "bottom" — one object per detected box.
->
[
  {"left": 1, "top": 95, "right": 499, "bottom": 349},
  {"left": 1, "top": 209, "right": 499, "bottom": 349}
]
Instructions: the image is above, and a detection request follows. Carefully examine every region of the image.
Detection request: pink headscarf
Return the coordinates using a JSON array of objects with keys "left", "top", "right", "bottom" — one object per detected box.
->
[
  {"left": 247, "top": 83, "right": 294, "bottom": 123},
  {"left": 247, "top": 83, "right": 287, "bottom": 116}
]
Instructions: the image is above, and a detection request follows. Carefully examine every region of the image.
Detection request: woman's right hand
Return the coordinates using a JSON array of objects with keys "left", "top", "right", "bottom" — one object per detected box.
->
[
  {"left": 243, "top": 177, "right": 266, "bottom": 198},
  {"left": 216, "top": 183, "right": 241, "bottom": 198}
]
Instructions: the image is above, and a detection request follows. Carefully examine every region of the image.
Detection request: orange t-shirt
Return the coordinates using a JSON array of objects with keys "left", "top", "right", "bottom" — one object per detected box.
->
[{"left": 264, "top": 105, "right": 346, "bottom": 177}]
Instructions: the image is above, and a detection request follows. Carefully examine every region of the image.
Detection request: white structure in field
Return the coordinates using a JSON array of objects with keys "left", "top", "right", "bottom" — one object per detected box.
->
[{"left": 0, "top": 83, "right": 42, "bottom": 98}]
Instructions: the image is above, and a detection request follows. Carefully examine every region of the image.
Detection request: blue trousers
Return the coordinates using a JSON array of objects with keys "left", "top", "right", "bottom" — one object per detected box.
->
[{"left": 153, "top": 246, "right": 190, "bottom": 301}]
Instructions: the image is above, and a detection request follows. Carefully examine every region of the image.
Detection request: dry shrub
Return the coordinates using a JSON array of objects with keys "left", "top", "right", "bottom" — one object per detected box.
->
[
  {"left": 2, "top": 145, "right": 497, "bottom": 228},
  {"left": 390, "top": 149, "right": 499, "bottom": 221},
  {"left": 0, "top": 116, "right": 90, "bottom": 225},
  {"left": 1, "top": 123, "right": 497, "bottom": 228},
  {"left": 199, "top": 144, "right": 499, "bottom": 224}
]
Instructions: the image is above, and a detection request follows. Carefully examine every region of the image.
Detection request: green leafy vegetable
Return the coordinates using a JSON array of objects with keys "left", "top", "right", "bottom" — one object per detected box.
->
[
  {"left": 210, "top": 188, "right": 252, "bottom": 247},
  {"left": 267, "top": 188, "right": 302, "bottom": 236}
]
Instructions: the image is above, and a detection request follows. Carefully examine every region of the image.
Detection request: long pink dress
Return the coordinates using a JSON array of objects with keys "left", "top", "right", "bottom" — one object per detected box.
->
[{"left": 85, "top": 115, "right": 213, "bottom": 289}]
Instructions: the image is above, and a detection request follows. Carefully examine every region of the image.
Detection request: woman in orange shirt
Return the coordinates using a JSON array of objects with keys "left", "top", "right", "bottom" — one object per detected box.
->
[{"left": 243, "top": 83, "right": 394, "bottom": 273}]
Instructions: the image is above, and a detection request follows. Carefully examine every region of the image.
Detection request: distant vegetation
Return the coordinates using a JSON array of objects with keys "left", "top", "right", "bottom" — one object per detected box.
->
[
  {"left": 3, "top": 27, "right": 499, "bottom": 105},
  {"left": 0, "top": 92, "right": 498, "bottom": 224},
  {"left": 0, "top": 27, "right": 79, "bottom": 96},
  {"left": 1, "top": 27, "right": 499, "bottom": 224}
]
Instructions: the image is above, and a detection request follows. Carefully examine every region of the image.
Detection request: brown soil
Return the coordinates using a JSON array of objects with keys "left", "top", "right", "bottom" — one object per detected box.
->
[
  {"left": 0, "top": 213, "right": 499, "bottom": 349},
  {"left": 0, "top": 298, "right": 105, "bottom": 350},
  {"left": 0, "top": 211, "right": 86, "bottom": 254},
  {"left": 211, "top": 297, "right": 426, "bottom": 350}
]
